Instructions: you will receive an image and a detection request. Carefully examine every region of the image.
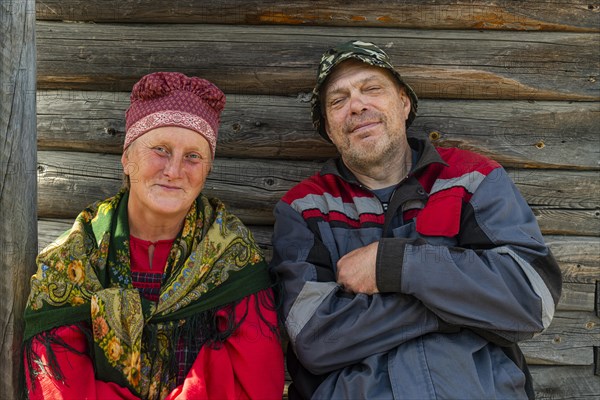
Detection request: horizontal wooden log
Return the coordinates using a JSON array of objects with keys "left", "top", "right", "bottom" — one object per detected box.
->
[
  {"left": 507, "top": 168, "right": 599, "bottom": 209},
  {"left": 34, "top": 1, "right": 600, "bottom": 32},
  {"left": 521, "top": 311, "right": 599, "bottom": 366},
  {"left": 36, "top": 22, "right": 600, "bottom": 100},
  {"left": 36, "top": 151, "right": 600, "bottom": 234},
  {"left": 37, "top": 90, "right": 600, "bottom": 169},
  {"left": 557, "top": 283, "right": 597, "bottom": 313},
  {"left": 545, "top": 236, "right": 600, "bottom": 284},
  {"left": 530, "top": 365, "right": 600, "bottom": 399}
]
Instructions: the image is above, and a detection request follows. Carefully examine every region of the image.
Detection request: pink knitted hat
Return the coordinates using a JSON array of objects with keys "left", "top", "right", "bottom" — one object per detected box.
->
[{"left": 124, "top": 72, "right": 225, "bottom": 158}]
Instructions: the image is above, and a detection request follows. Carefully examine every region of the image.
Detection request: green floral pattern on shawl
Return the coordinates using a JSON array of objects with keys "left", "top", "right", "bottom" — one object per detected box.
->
[{"left": 24, "top": 189, "right": 271, "bottom": 399}]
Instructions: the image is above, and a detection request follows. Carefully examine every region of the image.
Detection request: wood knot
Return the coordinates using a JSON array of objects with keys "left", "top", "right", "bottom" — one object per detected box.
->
[
  {"left": 429, "top": 131, "right": 441, "bottom": 141},
  {"left": 232, "top": 123, "right": 242, "bottom": 132},
  {"left": 585, "top": 321, "right": 595, "bottom": 330},
  {"left": 104, "top": 127, "right": 117, "bottom": 136},
  {"left": 264, "top": 178, "right": 275, "bottom": 186},
  {"left": 552, "top": 335, "right": 561, "bottom": 344},
  {"left": 535, "top": 140, "right": 545, "bottom": 149}
]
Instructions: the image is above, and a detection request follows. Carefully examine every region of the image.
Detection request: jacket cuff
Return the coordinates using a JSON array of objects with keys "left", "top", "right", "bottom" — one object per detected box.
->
[{"left": 376, "top": 238, "right": 408, "bottom": 293}]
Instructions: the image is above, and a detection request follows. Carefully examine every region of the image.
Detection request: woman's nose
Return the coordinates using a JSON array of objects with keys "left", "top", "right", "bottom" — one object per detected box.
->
[{"left": 163, "top": 157, "right": 183, "bottom": 178}]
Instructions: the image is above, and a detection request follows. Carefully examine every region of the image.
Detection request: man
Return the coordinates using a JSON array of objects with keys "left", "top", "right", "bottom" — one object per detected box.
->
[{"left": 270, "top": 40, "right": 562, "bottom": 399}]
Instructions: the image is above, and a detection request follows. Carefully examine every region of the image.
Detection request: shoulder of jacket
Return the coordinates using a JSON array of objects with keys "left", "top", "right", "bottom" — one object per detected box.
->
[
  {"left": 281, "top": 172, "right": 370, "bottom": 205},
  {"left": 435, "top": 147, "right": 501, "bottom": 178}
]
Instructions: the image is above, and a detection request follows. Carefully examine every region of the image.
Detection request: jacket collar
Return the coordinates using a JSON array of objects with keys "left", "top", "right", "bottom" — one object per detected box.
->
[{"left": 320, "top": 135, "right": 448, "bottom": 184}]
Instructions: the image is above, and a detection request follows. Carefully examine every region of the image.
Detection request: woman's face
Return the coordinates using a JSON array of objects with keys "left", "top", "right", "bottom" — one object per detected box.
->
[{"left": 121, "top": 126, "right": 212, "bottom": 221}]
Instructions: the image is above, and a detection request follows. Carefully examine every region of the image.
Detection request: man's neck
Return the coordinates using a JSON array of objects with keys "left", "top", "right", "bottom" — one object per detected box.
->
[{"left": 344, "top": 148, "right": 412, "bottom": 190}]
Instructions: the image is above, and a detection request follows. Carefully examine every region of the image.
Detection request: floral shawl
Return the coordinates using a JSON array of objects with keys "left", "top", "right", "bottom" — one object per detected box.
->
[{"left": 23, "top": 189, "right": 271, "bottom": 399}]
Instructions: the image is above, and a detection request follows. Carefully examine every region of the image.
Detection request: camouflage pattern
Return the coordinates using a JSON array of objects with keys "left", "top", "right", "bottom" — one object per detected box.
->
[{"left": 311, "top": 40, "right": 418, "bottom": 142}]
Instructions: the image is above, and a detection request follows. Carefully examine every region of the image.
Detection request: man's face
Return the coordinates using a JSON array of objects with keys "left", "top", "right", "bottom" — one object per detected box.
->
[{"left": 322, "top": 60, "right": 412, "bottom": 171}]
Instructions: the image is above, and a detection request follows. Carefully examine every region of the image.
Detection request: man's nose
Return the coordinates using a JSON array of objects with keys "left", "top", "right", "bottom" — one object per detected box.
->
[{"left": 349, "top": 93, "right": 368, "bottom": 114}]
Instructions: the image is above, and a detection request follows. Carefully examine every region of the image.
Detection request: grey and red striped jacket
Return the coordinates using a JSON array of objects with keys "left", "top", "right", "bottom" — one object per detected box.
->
[{"left": 271, "top": 136, "right": 561, "bottom": 400}]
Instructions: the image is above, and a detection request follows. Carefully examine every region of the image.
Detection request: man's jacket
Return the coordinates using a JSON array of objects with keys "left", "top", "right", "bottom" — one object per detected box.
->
[{"left": 271, "top": 137, "right": 562, "bottom": 399}]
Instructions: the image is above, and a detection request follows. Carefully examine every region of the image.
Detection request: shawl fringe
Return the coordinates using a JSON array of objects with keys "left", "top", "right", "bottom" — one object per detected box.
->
[{"left": 24, "top": 323, "right": 93, "bottom": 397}]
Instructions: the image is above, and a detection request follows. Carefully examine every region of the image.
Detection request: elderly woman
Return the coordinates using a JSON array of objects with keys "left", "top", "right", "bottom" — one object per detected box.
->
[{"left": 23, "top": 72, "right": 284, "bottom": 399}]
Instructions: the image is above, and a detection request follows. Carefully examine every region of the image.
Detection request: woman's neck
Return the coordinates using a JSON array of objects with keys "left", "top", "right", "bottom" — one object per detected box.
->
[{"left": 127, "top": 204, "right": 185, "bottom": 242}]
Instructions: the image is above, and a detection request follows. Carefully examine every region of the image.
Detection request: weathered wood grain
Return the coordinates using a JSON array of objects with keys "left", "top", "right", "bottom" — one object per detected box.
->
[
  {"left": 37, "top": 90, "right": 600, "bottom": 170},
  {"left": 521, "top": 311, "right": 600, "bottom": 365},
  {"left": 0, "top": 0, "right": 37, "bottom": 396},
  {"left": 37, "top": 219, "right": 74, "bottom": 250},
  {"left": 545, "top": 236, "right": 600, "bottom": 284},
  {"left": 507, "top": 168, "right": 600, "bottom": 209},
  {"left": 34, "top": 0, "right": 600, "bottom": 32},
  {"left": 37, "top": 151, "right": 600, "bottom": 234},
  {"left": 557, "top": 283, "right": 597, "bottom": 313},
  {"left": 36, "top": 22, "right": 600, "bottom": 100},
  {"left": 530, "top": 365, "right": 600, "bottom": 398},
  {"left": 532, "top": 209, "right": 600, "bottom": 237}
]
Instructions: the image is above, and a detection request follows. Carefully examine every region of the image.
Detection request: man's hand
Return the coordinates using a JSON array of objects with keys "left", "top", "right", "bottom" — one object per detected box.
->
[{"left": 336, "top": 241, "right": 379, "bottom": 295}]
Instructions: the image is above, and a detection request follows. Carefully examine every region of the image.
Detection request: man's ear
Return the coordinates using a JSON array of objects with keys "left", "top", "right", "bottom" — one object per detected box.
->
[{"left": 399, "top": 90, "right": 412, "bottom": 119}]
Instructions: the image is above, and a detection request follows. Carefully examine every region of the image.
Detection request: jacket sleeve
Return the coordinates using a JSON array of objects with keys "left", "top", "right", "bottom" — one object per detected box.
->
[
  {"left": 376, "top": 167, "right": 562, "bottom": 344},
  {"left": 271, "top": 201, "right": 455, "bottom": 375},
  {"left": 165, "top": 289, "right": 285, "bottom": 400},
  {"left": 25, "top": 325, "right": 140, "bottom": 400}
]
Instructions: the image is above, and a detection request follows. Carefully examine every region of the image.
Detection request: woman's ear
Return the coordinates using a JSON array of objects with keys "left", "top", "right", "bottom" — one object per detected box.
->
[{"left": 121, "top": 151, "right": 129, "bottom": 175}]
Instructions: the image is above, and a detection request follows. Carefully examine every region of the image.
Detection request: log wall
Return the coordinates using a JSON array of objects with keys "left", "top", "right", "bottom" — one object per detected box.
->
[{"left": 34, "top": 1, "right": 599, "bottom": 398}]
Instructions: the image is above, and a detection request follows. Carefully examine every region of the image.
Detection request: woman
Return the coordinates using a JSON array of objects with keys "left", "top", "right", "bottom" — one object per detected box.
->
[{"left": 23, "top": 72, "right": 284, "bottom": 399}]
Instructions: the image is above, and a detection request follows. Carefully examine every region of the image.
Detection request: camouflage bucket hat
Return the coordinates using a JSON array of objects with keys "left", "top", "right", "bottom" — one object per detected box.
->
[{"left": 311, "top": 40, "right": 418, "bottom": 142}]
